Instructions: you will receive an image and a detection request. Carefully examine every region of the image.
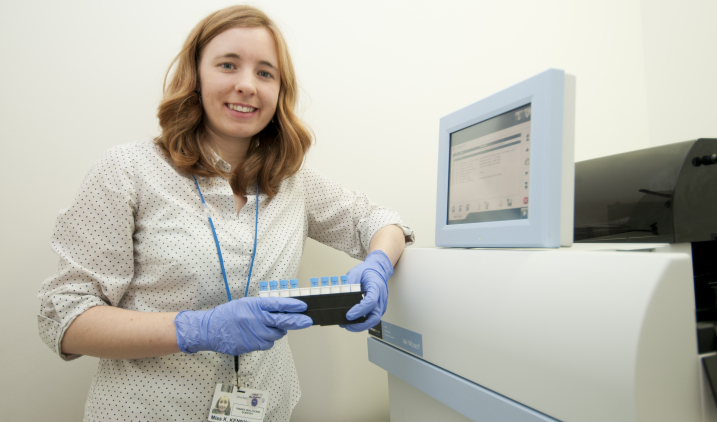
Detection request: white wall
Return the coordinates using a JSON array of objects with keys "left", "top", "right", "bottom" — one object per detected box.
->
[
  {"left": 639, "top": 0, "right": 717, "bottom": 147},
  {"left": 0, "top": 0, "right": 714, "bottom": 421}
]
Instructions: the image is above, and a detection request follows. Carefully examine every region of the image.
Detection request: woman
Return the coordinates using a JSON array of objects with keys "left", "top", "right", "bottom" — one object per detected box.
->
[
  {"left": 212, "top": 396, "right": 231, "bottom": 415},
  {"left": 37, "top": 5, "right": 412, "bottom": 422}
]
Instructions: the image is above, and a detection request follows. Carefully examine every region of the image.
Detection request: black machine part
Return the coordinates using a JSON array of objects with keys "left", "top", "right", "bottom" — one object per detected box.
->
[
  {"left": 699, "top": 321, "right": 717, "bottom": 406},
  {"left": 703, "top": 354, "right": 717, "bottom": 406},
  {"left": 574, "top": 138, "right": 717, "bottom": 244},
  {"left": 693, "top": 241, "right": 717, "bottom": 322}
]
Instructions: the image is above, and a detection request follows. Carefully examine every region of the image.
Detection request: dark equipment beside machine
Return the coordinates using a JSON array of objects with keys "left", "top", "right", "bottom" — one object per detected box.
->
[
  {"left": 574, "top": 137, "right": 717, "bottom": 321},
  {"left": 574, "top": 138, "right": 717, "bottom": 245},
  {"left": 573, "top": 138, "right": 717, "bottom": 402}
]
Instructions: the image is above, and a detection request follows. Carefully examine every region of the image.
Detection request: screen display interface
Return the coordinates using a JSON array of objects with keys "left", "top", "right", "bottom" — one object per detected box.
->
[{"left": 448, "top": 103, "right": 531, "bottom": 225}]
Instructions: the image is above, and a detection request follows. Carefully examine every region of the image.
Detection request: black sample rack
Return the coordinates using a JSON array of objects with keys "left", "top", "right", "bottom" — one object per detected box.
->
[{"left": 294, "top": 291, "right": 367, "bottom": 326}]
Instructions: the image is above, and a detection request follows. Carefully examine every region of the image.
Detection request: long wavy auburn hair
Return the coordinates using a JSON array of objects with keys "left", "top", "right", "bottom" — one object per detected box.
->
[{"left": 155, "top": 5, "right": 312, "bottom": 197}]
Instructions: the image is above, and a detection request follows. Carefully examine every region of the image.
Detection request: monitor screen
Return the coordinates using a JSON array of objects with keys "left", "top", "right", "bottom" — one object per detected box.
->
[{"left": 448, "top": 103, "right": 532, "bottom": 225}]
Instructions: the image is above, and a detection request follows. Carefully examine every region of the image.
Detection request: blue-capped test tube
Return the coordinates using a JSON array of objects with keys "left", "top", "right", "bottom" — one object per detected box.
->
[
  {"left": 269, "top": 280, "right": 279, "bottom": 297},
  {"left": 320, "top": 277, "right": 331, "bottom": 295},
  {"left": 350, "top": 277, "right": 361, "bottom": 293},
  {"left": 279, "top": 280, "right": 290, "bottom": 297},
  {"left": 340, "top": 275, "right": 350, "bottom": 293},
  {"left": 330, "top": 276, "right": 340, "bottom": 294},
  {"left": 289, "top": 279, "right": 300, "bottom": 297},
  {"left": 310, "top": 277, "right": 321, "bottom": 296},
  {"left": 259, "top": 281, "right": 269, "bottom": 298}
]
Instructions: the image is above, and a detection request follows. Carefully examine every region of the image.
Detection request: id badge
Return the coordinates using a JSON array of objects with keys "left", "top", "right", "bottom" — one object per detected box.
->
[{"left": 208, "top": 383, "right": 268, "bottom": 422}]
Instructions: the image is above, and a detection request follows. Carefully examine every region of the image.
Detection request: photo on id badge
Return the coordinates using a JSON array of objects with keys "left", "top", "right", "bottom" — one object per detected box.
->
[{"left": 209, "top": 383, "right": 268, "bottom": 422}]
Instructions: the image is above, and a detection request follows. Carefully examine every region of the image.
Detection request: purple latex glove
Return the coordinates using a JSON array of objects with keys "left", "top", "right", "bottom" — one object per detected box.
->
[
  {"left": 175, "top": 297, "right": 312, "bottom": 355},
  {"left": 343, "top": 250, "right": 393, "bottom": 332}
]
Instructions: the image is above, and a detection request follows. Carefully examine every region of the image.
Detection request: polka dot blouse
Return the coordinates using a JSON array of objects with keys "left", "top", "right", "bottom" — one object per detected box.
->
[{"left": 37, "top": 140, "right": 414, "bottom": 422}]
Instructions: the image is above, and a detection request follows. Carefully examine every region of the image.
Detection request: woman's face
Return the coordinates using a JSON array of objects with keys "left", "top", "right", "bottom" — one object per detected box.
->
[
  {"left": 218, "top": 397, "right": 229, "bottom": 411},
  {"left": 198, "top": 26, "right": 281, "bottom": 146}
]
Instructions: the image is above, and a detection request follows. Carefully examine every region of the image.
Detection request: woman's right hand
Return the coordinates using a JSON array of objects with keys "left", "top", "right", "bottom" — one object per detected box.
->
[{"left": 174, "top": 297, "right": 312, "bottom": 355}]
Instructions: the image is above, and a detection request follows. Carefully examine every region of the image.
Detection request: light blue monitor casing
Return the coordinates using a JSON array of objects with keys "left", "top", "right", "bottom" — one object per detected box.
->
[{"left": 436, "top": 69, "right": 575, "bottom": 248}]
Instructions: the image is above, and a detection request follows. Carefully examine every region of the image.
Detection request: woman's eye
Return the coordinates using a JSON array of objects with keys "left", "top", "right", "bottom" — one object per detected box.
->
[
  {"left": 259, "top": 71, "right": 272, "bottom": 78},
  {"left": 220, "top": 63, "right": 235, "bottom": 70}
]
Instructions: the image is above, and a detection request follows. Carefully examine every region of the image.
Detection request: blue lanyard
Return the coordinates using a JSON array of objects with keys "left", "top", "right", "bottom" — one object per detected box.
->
[{"left": 193, "top": 176, "right": 259, "bottom": 302}]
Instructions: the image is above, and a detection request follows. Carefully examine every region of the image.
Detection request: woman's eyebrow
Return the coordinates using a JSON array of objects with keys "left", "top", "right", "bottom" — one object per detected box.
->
[{"left": 215, "top": 53, "right": 277, "bottom": 70}]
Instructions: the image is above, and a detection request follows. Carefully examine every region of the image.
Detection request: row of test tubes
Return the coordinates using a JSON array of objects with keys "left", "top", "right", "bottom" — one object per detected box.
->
[{"left": 258, "top": 276, "right": 362, "bottom": 298}]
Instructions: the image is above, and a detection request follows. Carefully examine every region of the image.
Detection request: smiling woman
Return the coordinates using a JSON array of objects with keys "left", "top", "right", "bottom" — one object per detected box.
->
[
  {"left": 156, "top": 5, "right": 311, "bottom": 198},
  {"left": 212, "top": 396, "right": 231, "bottom": 416},
  {"left": 37, "top": 4, "right": 413, "bottom": 422},
  {"left": 198, "top": 27, "right": 280, "bottom": 172}
]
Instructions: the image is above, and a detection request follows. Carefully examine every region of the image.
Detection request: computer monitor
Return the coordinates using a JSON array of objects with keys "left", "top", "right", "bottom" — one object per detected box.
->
[{"left": 435, "top": 69, "right": 575, "bottom": 248}]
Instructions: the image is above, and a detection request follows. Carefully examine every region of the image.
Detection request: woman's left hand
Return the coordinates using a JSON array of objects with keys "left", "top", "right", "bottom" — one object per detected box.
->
[{"left": 341, "top": 250, "right": 393, "bottom": 332}]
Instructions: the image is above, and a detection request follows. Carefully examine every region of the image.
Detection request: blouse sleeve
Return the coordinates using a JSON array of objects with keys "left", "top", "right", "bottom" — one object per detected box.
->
[
  {"left": 301, "top": 166, "right": 414, "bottom": 261},
  {"left": 37, "top": 145, "right": 138, "bottom": 361}
]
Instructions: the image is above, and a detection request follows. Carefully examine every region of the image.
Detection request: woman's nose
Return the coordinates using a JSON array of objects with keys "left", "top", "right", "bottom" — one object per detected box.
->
[{"left": 234, "top": 71, "right": 257, "bottom": 96}]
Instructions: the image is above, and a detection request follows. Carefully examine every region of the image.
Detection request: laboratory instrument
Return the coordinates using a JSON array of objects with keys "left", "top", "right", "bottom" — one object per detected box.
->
[
  {"left": 435, "top": 68, "right": 575, "bottom": 248},
  {"left": 369, "top": 138, "right": 717, "bottom": 421}
]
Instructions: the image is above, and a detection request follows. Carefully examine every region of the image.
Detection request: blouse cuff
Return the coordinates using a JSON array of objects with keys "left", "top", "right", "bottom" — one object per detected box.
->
[
  {"left": 394, "top": 223, "right": 415, "bottom": 246},
  {"left": 38, "top": 302, "right": 107, "bottom": 361}
]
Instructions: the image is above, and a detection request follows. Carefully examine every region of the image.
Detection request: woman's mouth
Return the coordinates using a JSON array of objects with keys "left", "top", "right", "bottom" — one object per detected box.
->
[{"left": 227, "top": 104, "right": 257, "bottom": 113}]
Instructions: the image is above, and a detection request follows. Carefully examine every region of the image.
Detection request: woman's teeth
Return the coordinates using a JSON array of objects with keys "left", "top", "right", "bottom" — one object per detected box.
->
[{"left": 228, "top": 104, "right": 256, "bottom": 113}]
